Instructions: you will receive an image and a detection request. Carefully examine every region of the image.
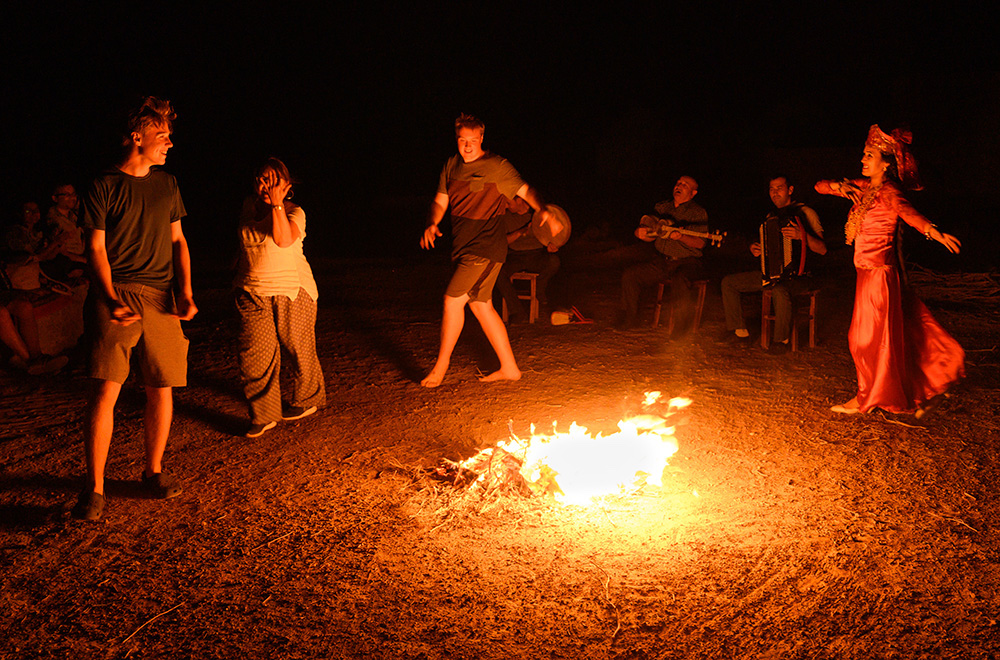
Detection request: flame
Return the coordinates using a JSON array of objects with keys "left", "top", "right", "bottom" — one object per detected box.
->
[{"left": 461, "top": 394, "right": 691, "bottom": 506}]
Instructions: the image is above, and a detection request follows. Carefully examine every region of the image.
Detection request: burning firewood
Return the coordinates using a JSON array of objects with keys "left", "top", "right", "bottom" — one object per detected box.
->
[{"left": 422, "top": 393, "right": 691, "bottom": 506}]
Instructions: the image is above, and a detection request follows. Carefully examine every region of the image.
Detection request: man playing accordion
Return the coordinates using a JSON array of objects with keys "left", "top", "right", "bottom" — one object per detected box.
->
[{"left": 721, "top": 176, "right": 826, "bottom": 354}]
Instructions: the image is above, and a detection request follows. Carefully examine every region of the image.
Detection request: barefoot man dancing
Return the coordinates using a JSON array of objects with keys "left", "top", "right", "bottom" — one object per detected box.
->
[{"left": 420, "top": 113, "right": 561, "bottom": 387}]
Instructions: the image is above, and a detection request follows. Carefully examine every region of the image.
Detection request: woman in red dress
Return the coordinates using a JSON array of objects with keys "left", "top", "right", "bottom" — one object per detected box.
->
[{"left": 816, "top": 125, "right": 964, "bottom": 415}]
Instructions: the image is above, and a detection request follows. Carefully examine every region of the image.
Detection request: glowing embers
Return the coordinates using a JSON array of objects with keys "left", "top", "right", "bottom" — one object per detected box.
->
[{"left": 441, "top": 393, "right": 691, "bottom": 506}]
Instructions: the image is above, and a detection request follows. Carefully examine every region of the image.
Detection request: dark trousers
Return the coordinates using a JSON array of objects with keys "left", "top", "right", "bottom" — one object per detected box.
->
[
  {"left": 494, "top": 248, "right": 561, "bottom": 320},
  {"left": 621, "top": 256, "right": 701, "bottom": 328},
  {"left": 721, "top": 270, "right": 811, "bottom": 343}
]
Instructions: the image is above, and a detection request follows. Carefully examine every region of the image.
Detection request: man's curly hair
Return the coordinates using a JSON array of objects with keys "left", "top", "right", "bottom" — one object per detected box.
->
[
  {"left": 124, "top": 96, "right": 176, "bottom": 145},
  {"left": 454, "top": 113, "right": 484, "bottom": 136}
]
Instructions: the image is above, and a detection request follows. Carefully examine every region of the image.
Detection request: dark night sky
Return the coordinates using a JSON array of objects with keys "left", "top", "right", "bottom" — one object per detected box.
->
[{"left": 4, "top": 3, "right": 998, "bottom": 268}]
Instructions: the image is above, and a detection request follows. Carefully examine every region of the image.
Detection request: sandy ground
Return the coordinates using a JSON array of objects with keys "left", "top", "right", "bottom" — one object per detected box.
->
[{"left": 2, "top": 245, "right": 999, "bottom": 659}]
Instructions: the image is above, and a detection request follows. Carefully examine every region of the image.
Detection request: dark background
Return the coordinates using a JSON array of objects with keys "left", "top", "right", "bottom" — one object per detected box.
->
[{"left": 4, "top": 3, "right": 998, "bottom": 271}]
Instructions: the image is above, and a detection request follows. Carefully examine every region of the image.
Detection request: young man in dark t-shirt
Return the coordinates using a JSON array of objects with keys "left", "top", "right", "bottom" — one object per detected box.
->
[
  {"left": 419, "top": 114, "right": 561, "bottom": 387},
  {"left": 72, "top": 97, "right": 197, "bottom": 521}
]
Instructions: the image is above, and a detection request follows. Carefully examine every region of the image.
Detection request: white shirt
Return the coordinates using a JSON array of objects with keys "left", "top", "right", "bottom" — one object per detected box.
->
[{"left": 235, "top": 200, "right": 318, "bottom": 301}]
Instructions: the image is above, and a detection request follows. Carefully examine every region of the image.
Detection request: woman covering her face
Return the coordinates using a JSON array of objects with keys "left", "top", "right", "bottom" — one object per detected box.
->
[{"left": 234, "top": 158, "right": 325, "bottom": 437}]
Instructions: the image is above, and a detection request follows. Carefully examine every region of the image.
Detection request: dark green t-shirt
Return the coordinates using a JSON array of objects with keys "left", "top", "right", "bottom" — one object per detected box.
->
[
  {"left": 81, "top": 168, "right": 186, "bottom": 289},
  {"left": 437, "top": 152, "right": 527, "bottom": 262}
]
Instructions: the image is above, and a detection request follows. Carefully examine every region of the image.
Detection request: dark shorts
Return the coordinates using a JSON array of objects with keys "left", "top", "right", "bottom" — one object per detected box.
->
[
  {"left": 85, "top": 282, "right": 189, "bottom": 387},
  {"left": 445, "top": 255, "right": 502, "bottom": 303}
]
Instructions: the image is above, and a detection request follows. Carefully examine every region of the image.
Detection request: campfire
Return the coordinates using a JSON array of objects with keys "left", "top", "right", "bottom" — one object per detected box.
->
[{"left": 431, "top": 393, "right": 691, "bottom": 505}]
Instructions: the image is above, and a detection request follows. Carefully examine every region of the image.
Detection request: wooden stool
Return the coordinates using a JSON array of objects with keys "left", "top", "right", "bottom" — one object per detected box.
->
[
  {"left": 653, "top": 279, "right": 708, "bottom": 334},
  {"left": 761, "top": 287, "right": 820, "bottom": 351},
  {"left": 501, "top": 271, "right": 539, "bottom": 324}
]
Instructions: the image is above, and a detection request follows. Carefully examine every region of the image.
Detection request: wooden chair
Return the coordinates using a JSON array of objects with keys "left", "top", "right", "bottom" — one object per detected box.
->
[
  {"left": 653, "top": 279, "right": 708, "bottom": 335},
  {"left": 761, "top": 287, "right": 820, "bottom": 351},
  {"left": 501, "top": 271, "right": 539, "bottom": 324}
]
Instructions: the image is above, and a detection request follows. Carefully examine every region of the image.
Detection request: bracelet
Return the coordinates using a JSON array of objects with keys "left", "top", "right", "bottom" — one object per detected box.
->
[
  {"left": 924, "top": 224, "right": 936, "bottom": 240},
  {"left": 272, "top": 205, "right": 283, "bottom": 211}
]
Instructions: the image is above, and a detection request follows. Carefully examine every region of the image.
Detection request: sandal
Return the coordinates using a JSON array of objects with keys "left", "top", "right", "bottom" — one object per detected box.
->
[
  {"left": 141, "top": 472, "right": 182, "bottom": 499},
  {"left": 72, "top": 491, "right": 105, "bottom": 521}
]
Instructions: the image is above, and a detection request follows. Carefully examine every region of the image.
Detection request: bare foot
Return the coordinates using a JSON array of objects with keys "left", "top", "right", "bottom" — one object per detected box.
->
[
  {"left": 420, "top": 369, "right": 446, "bottom": 388},
  {"left": 915, "top": 392, "right": 949, "bottom": 419},
  {"left": 479, "top": 367, "right": 522, "bottom": 383},
  {"left": 830, "top": 397, "right": 860, "bottom": 414}
]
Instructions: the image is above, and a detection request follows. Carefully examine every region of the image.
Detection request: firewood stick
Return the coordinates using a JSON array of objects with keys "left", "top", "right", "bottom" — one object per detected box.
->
[{"left": 122, "top": 602, "right": 184, "bottom": 645}]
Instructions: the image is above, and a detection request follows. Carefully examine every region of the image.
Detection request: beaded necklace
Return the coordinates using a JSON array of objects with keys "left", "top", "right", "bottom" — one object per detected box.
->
[{"left": 844, "top": 183, "right": 882, "bottom": 245}]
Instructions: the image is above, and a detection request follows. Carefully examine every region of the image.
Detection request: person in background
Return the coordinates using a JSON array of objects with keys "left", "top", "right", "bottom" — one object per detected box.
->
[
  {"left": 45, "top": 183, "right": 87, "bottom": 277},
  {"left": 0, "top": 298, "right": 68, "bottom": 375},
  {"left": 494, "top": 211, "right": 561, "bottom": 323},
  {"left": 720, "top": 176, "right": 826, "bottom": 354},
  {"left": 618, "top": 175, "right": 707, "bottom": 334}
]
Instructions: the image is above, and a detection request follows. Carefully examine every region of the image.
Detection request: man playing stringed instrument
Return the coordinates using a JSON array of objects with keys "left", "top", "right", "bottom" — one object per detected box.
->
[
  {"left": 618, "top": 175, "right": 708, "bottom": 332},
  {"left": 720, "top": 176, "right": 826, "bottom": 354}
]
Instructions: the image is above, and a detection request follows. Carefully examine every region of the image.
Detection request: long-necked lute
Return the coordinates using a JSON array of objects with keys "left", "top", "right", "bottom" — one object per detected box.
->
[{"left": 640, "top": 215, "right": 726, "bottom": 246}]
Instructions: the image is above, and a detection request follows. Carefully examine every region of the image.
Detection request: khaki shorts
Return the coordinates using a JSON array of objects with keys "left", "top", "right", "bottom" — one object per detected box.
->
[
  {"left": 86, "top": 282, "right": 189, "bottom": 387},
  {"left": 445, "top": 255, "right": 502, "bottom": 303}
]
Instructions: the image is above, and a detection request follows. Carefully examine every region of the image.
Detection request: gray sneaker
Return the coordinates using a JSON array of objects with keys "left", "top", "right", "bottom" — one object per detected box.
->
[
  {"left": 282, "top": 405, "right": 317, "bottom": 421},
  {"left": 245, "top": 420, "right": 277, "bottom": 438}
]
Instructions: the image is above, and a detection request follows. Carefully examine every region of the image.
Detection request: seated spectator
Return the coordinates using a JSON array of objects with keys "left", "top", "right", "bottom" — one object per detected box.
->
[
  {"left": 0, "top": 297, "right": 68, "bottom": 375},
  {"left": 494, "top": 210, "right": 561, "bottom": 323},
  {"left": 618, "top": 175, "right": 708, "bottom": 333},
  {"left": 4, "top": 200, "right": 76, "bottom": 283},
  {"left": 720, "top": 176, "right": 826, "bottom": 354},
  {"left": 2, "top": 198, "right": 88, "bottom": 359},
  {"left": 45, "top": 183, "right": 87, "bottom": 278},
  {"left": 5, "top": 201, "right": 52, "bottom": 256}
]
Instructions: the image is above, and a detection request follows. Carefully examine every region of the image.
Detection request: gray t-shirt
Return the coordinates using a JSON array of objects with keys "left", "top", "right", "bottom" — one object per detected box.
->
[{"left": 82, "top": 167, "right": 186, "bottom": 289}]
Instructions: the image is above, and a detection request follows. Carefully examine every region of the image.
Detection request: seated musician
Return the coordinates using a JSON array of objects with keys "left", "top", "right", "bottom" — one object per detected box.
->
[
  {"left": 494, "top": 207, "right": 561, "bottom": 323},
  {"left": 618, "top": 175, "right": 707, "bottom": 333},
  {"left": 720, "top": 176, "right": 826, "bottom": 354}
]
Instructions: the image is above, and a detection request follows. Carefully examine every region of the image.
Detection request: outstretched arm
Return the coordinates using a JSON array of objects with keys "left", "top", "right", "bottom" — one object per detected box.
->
[
  {"left": 815, "top": 179, "right": 863, "bottom": 204},
  {"left": 894, "top": 192, "right": 961, "bottom": 254}
]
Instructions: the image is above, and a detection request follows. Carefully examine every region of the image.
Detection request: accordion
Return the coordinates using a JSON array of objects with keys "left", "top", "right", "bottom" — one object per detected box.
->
[{"left": 760, "top": 208, "right": 807, "bottom": 286}]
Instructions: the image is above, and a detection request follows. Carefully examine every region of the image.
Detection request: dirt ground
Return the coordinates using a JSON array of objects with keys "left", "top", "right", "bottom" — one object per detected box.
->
[{"left": 2, "top": 242, "right": 999, "bottom": 660}]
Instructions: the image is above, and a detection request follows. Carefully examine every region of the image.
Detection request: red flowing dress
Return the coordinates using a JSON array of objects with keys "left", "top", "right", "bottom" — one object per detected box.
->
[{"left": 817, "top": 179, "right": 965, "bottom": 413}]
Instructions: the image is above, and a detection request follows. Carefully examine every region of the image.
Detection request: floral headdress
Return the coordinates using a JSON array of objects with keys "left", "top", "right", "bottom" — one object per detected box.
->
[{"left": 865, "top": 125, "right": 923, "bottom": 191}]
